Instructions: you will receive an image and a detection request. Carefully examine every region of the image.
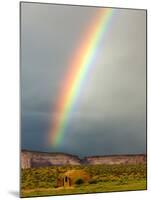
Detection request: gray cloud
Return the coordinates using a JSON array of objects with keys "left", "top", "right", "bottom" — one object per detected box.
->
[{"left": 21, "top": 3, "right": 146, "bottom": 156}]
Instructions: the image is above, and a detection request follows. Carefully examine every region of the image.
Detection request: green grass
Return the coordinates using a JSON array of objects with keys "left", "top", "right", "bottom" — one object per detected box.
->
[{"left": 21, "top": 164, "right": 147, "bottom": 197}]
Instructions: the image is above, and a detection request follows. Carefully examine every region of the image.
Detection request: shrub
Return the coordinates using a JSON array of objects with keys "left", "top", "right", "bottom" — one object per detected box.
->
[
  {"left": 75, "top": 178, "right": 84, "bottom": 185},
  {"left": 88, "top": 179, "right": 98, "bottom": 184}
]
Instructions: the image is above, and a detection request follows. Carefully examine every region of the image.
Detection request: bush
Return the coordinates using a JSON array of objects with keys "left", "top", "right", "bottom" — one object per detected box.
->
[
  {"left": 88, "top": 179, "right": 98, "bottom": 184},
  {"left": 75, "top": 178, "right": 84, "bottom": 185}
]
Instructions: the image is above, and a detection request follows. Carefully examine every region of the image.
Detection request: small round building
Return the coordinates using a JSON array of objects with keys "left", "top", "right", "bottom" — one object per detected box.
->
[{"left": 57, "top": 169, "right": 90, "bottom": 187}]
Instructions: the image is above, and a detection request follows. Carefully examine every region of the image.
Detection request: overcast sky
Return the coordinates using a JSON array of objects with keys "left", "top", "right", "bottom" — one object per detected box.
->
[{"left": 21, "top": 2, "right": 146, "bottom": 157}]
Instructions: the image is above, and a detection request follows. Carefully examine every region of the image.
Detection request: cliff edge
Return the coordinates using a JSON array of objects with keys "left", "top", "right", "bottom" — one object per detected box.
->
[{"left": 21, "top": 150, "right": 146, "bottom": 169}]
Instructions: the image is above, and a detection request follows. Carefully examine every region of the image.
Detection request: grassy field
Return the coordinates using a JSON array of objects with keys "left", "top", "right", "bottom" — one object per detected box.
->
[{"left": 21, "top": 164, "right": 147, "bottom": 197}]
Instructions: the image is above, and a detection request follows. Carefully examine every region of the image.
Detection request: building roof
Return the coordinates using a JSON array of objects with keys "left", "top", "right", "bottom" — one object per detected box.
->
[{"left": 63, "top": 169, "right": 90, "bottom": 181}]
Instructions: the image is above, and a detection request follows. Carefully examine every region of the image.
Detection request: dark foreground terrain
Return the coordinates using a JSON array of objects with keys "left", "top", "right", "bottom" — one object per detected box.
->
[{"left": 21, "top": 164, "right": 147, "bottom": 197}]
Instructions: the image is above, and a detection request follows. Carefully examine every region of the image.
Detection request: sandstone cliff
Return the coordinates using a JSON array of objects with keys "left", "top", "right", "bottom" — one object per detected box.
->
[
  {"left": 83, "top": 154, "right": 146, "bottom": 165},
  {"left": 21, "top": 150, "right": 146, "bottom": 169},
  {"left": 21, "top": 150, "right": 81, "bottom": 168}
]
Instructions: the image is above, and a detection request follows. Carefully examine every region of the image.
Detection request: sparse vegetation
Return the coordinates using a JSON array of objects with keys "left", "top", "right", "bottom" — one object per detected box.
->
[{"left": 21, "top": 164, "right": 147, "bottom": 197}]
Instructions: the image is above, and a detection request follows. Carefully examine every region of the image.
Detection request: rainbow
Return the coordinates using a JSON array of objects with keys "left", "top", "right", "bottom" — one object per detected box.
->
[{"left": 49, "top": 8, "right": 114, "bottom": 147}]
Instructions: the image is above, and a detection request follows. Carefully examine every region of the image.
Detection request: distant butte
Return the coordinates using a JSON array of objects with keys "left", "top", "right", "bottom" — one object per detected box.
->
[{"left": 21, "top": 149, "right": 146, "bottom": 169}]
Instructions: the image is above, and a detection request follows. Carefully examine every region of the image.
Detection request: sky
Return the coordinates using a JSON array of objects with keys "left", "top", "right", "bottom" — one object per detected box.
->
[{"left": 21, "top": 2, "right": 146, "bottom": 157}]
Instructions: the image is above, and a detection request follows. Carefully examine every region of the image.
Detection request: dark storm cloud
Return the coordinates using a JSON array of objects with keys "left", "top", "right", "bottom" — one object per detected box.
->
[
  {"left": 45, "top": 110, "right": 146, "bottom": 157},
  {"left": 21, "top": 2, "right": 146, "bottom": 156},
  {"left": 21, "top": 112, "right": 49, "bottom": 150}
]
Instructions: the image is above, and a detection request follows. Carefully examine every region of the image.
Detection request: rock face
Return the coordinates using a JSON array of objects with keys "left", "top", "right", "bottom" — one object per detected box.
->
[
  {"left": 21, "top": 150, "right": 146, "bottom": 169},
  {"left": 21, "top": 151, "right": 32, "bottom": 169},
  {"left": 21, "top": 150, "right": 81, "bottom": 169},
  {"left": 83, "top": 154, "right": 146, "bottom": 165}
]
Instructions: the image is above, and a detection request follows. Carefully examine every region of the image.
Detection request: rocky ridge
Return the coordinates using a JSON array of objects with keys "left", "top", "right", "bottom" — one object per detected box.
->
[{"left": 21, "top": 150, "right": 146, "bottom": 169}]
